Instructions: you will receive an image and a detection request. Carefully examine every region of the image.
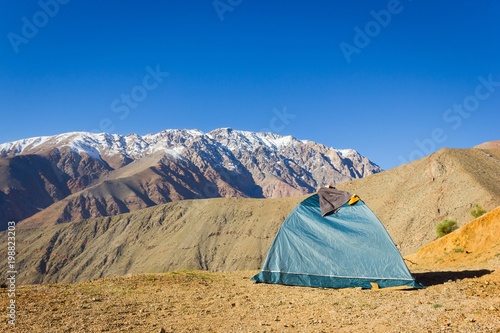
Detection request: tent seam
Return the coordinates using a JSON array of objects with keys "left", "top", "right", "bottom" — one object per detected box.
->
[{"left": 259, "top": 270, "right": 414, "bottom": 281}]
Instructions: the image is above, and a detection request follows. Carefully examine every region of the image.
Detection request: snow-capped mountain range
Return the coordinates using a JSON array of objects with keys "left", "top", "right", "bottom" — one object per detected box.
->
[
  {"left": 0, "top": 128, "right": 381, "bottom": 229},
  {"left": 1, "top": 128, "right": 361, "bottom": 163}
]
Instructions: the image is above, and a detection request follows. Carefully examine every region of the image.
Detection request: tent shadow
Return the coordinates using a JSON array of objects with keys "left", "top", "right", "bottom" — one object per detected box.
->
[{"left": 413, "top": 269, "right": 494, "bottom": 287}]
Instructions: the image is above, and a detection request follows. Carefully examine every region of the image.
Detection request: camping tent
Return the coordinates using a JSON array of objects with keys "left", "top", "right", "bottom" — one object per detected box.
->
[{"left": 252, "top": 187, "right": 423, "bottom": 289}]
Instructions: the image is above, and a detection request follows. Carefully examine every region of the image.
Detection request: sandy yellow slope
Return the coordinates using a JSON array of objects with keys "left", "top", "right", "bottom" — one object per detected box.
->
[{"left": 406, "top": 206, "right": 500, "bottom": 270}]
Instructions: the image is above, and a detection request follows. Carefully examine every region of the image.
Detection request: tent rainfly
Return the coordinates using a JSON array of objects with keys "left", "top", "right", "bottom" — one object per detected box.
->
[{"left": 252, "top": 187, "right": 424, "bottom": 289}]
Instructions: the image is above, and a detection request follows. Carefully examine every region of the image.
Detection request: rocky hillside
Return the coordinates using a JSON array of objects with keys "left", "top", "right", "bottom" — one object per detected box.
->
[
  {"left": 0, "top": 146, "right": 111, "bottom": 229},
  {"left": 2, "top": 145, "right": 500, "bottom": 285},
  {"left": 7, "top": 197, "right": 305, "bottom": 284},
  {"left": 0, "top": 128, "right": 381, "bottom": 230},
  {"left": 338, "top": 146, "right": 500, "bottom": 254}
]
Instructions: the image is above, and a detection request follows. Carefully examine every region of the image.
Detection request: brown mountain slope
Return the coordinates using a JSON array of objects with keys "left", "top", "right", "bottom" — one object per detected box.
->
[
  {"left": 5, "top": 196, "right": 304, "bottom": 284},
  {"left": 18, "top": 153, "right": 245, "bottom": 229},
  {"left": 405, "top": 206, "right": 500, "bottom": 270},
  {"left": 337, "top": 147, "right": 500, "bottom": 254},
  {"left": 0, "top": 148, "right": 112, "bottom": 230}
]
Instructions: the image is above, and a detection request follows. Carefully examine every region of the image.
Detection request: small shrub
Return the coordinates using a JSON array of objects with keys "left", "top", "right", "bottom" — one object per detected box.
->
[
  {"left": 470, "top": 204, "right": 487, "bottom": 218},
  {"left": 454, "top": 248, "right": 464, "bottom": 253},
  {"left": 436, "top": 219, "right": 458, "bottom": 238}
]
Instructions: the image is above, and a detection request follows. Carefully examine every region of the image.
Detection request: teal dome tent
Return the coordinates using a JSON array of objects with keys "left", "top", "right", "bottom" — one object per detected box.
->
[{"left": 252, "top": 187, "right": 424, "bottom": 289}]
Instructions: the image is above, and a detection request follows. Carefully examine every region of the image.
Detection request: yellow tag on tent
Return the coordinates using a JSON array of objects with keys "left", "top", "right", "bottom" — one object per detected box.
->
[{"left": 348, "top": 194, "right": 360, "bottom": 206}]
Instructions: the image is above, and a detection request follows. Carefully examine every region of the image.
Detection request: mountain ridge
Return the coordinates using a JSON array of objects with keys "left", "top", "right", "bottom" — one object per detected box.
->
[{"left": 0, "top": 128, "right": 381, "bottom": 230}]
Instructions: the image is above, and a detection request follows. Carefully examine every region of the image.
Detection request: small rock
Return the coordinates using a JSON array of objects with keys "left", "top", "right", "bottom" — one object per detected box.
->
[{"left": 158, "top": 328, "right": 166, "bottom": 333}]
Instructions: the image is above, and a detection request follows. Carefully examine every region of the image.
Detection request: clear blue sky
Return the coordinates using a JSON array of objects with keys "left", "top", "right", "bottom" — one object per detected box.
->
[{"left": 1, "top": 0, "right": 499, "bottom": 169}]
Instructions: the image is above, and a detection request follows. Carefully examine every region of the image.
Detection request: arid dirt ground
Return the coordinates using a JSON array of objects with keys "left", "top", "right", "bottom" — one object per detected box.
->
[
  {"left": 1, "top": 267, "right": 499, "bottom": 333},
  {"left": 2, "top": 203, "right": 499, "bottom": 332}
]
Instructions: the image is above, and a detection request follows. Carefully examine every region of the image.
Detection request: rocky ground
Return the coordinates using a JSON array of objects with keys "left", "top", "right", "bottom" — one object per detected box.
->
[{"left": 1, "top": 268, "right": 499, "bottom": 333}]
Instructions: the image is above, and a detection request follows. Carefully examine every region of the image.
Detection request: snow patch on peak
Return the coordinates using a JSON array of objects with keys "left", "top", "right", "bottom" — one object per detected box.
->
[
  {"left": 338, "top": 149, "right": 356, "bottom": 157},
  {"left": 207, "top": 128, "right": 297, "bottom": 151},
  {"left": 164, "top": 146, "right": 185, "bottom": 159},
  {"left": 67, "top": 140, "right": 102, "bottom": 160},
  {"left": 160, "top": 128, "right": 204, "bottom": 136},
  {"left": 0, "top": 134, "right": 65, "bottom": 156},
  {"left": 267, "top": 135, "right": 294, "bottom": 148},
  {"left": 187, "top": 129, "right": 204, "bottom": 136}
]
